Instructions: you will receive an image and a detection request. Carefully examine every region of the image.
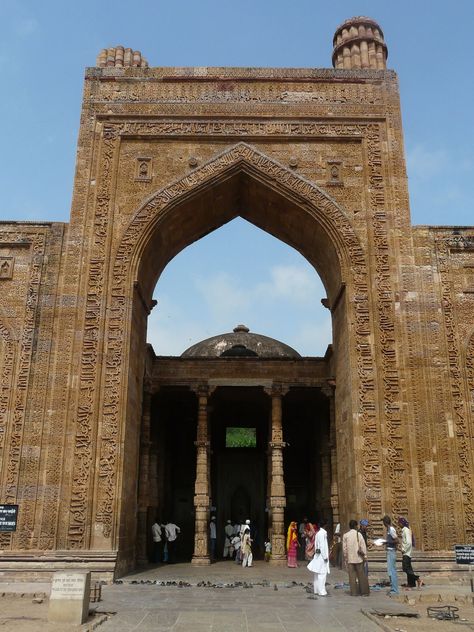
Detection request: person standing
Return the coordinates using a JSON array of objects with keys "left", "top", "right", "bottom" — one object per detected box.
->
[
  {"left": 231, "top": 533, "right": 241, "bottom": 564},
  {"left": 223, "top": 520, "right": 234, "bottom": 558},
  {"left": 382, "top": 515, "right": 399, "bottom": 596},
  {"left": 286, "top": 521, "right": 299, "bottom": 567},
  {"left": 240, "top": 519, "right": 251, "bottom": 538},
  {"left": 305, "top": 523, "right": 317, "bottom": 560},
  {"left": 209, "top": 516, "right": 217, "bottom": 560},
  {"left": 359, "top": 519, "right": 369, "bottom": 576},
  {"left": 264, "top": 539, "right": 272, "bottom": 562},
  {"left": 241, "top": 527, "right": 253, "bottom": 567},
  {"left": 151, "top": 518, "right": 163, "bottom": 563},
  {"left": 298, "top": 517, "right": 309, "bottom": 560},
  {"left": 342, "top": 520, "right": 370, "bottom": 596},
  {"left": 164, "top": 520, "right": 181, "bottom": 564},
  {"left": 398, "top": 517, "right": 421, "bottom": 588},
  {"left": 332, "top": 522, "right": 343, "bottom": 569},
  {"left": 307, "top": 518, "right": 330, "bottom": 596}
]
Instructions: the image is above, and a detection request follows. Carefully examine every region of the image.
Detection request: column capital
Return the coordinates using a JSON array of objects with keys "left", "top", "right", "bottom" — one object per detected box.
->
[
  {"left": 263, "top": 383, "right": 289, "bottom": 398},
  {"left": 190, "top": 383, "right": 209, "bottom": 398},
  {"left": 321, "top": 378, "right": 336, "bottom": 398},
  {"left": 143, "top": 377, "right": 154, "bottom": 394}
]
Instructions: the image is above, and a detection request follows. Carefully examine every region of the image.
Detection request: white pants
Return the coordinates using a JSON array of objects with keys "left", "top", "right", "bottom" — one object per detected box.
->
[
  {"left": 313, "top": 572, "right": 327, "bottom": 595},
  {"left": 242, "top": 551, "right": 253, "bottom": 567}
]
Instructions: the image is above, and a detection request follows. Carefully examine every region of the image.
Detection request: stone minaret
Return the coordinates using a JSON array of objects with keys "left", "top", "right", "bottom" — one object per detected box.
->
[
  {"left": 332, "top": 16, "right": 388, "bottom": 70},
  {"left": 96, "top": 46, "right": 148, "bottom": 67}
]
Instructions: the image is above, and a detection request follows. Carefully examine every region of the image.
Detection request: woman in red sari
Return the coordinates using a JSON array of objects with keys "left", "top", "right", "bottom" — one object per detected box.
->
[{"left": 287, "top": 521, "right": 299, "bottom": 567}]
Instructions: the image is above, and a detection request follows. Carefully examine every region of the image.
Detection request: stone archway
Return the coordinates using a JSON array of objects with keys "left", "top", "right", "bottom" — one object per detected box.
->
[{"left": 68, "top": 141, "right": 380, "bottom": 574}]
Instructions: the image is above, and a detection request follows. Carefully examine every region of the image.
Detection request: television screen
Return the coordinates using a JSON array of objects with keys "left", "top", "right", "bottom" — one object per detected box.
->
[{"left": 225, "top": 427, "right": 256, "bottom": 448}]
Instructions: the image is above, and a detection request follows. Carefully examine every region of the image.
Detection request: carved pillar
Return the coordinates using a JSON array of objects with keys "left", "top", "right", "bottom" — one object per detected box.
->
[
  {"left": 137, "top": 383, "right": 153, "bottom": 565},
  {"left": 323, "top": 381, "right": 339, "bottom": 527},
  {"left": 266, "top": 385, "right": 287, "bottom": 565},
  {"left": 191, "top": 385, "right": 211, "bottom": 565}
]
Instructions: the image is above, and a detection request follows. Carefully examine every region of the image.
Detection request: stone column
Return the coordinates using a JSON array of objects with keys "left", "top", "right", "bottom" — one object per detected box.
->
[
  {"left": 266, "top": 385, "right": 287, "bottom": 565},
  {"left": 137, "top": 383, "right": 153, "bottom": 566},
  {"left": 191, "top": 385, "right": 211, "bottom": 565},
  {"left": 323, "top": 381, "right": 339, "bottom": 527}
]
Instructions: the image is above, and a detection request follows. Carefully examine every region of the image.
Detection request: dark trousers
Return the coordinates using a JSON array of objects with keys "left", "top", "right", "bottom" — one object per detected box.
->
[
  {"left": 167, "top": 540, "right": 177, "bottom": 563},
  {"left": 152, "top": 540, "right": 163, "bottom": 563},
  {"left": 335, "top": 541, "right": 343, "bottom": 569},
  {"left": 402, "top": 554, "right": 419, "bottom": 587},
  {"left": 348, "top": 562, "right": 370, "bottom": 596}
]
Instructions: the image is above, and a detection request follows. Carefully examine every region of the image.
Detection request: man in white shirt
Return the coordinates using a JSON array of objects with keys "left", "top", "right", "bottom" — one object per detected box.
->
[
  {"left": 307, "top": 519, "right": 330, "bottom": 596},
  {"left": 164, "top": 521, "right": 181, "bottom": 564},
  {"left": 398, "top": 516, "right": 421, "bottom": 588},
  {"left": 151, "top": 518, "right": 162, "bottom": 563}
]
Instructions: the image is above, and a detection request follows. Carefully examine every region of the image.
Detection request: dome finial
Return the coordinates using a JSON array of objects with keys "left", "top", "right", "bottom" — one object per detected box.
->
[
  {"left": 233, "top": 324, "right": 250, "bottom": 333},
  {"left": 332, "top": 17, "right": 388, "bottom": 70}
]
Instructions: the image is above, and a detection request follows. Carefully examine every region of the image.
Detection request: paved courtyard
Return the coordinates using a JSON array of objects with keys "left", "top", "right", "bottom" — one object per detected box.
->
[{"left": 0, "top": 561, "right": 472, "bottom": 631}]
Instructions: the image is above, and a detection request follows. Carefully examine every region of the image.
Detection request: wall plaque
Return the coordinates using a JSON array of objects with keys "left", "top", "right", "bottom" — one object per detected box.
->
[
  {"left": 0, "top": 504, "right": 18, "bottom": 531},
  {"left": 454, "top": 545, "right": 474, "bottom": 564}
]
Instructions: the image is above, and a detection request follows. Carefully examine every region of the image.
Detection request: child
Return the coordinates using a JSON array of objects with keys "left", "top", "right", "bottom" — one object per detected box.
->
[
  {"left": 264, "top": 540, "right": 272, "bottom": 562},
  {"left": 231, "top": 534, "right": 241, "bottom": 564}
]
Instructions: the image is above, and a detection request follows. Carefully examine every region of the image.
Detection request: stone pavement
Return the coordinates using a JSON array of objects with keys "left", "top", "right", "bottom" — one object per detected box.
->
[
  {"left": 92, "top": 561, "right": 417, "bottom": 632},
  {"left": 0, "top": 561, "right": 472, "bottom": 631}
]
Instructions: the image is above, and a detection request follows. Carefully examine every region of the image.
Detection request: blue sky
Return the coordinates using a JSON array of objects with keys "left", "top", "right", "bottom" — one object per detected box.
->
[{"left": 1, "top": 1, "right": 473, "bottom": 355}]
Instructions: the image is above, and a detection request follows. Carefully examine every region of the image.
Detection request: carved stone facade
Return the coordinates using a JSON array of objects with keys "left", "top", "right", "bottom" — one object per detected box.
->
[{"left": 0, "top": 17, "right": 473, "bottom": 578}]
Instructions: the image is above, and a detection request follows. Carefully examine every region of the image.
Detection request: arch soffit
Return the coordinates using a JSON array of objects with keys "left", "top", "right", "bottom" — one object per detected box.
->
[{"left": 115, "top": 142, "right": 365, "bottom": 301}]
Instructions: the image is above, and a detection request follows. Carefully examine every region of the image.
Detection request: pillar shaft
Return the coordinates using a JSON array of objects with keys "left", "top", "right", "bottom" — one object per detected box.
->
[
  {"left": 137, "top": 387, "right": 152, "bottom": 565},
  {"left": 192, "top": 387, "right": 211, "bottom": 565},
  {"left": 268, "top": 387, "right": 287, "bottom": 565},
  {"left": 327, "top": 389, "right": 340, "bottom": 527}
]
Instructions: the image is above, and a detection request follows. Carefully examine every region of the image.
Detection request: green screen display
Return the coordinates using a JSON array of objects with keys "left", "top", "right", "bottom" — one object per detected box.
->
[{"left": 226, "top": 427, "right": 256, "bottom": 448}]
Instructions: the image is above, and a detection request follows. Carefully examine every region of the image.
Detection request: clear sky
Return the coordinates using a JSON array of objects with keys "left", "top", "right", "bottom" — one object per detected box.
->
[{"left": 1, "top": 1, "right": 473, "bottom": 355}]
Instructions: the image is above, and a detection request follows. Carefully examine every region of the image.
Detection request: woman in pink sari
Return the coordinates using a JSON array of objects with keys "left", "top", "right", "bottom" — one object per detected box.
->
[
  {"left": 305, "top": 523, "right": 317, "bottom": 560},
  {"left": 287, "top": 521, "right": 299, "bottom": 567}
]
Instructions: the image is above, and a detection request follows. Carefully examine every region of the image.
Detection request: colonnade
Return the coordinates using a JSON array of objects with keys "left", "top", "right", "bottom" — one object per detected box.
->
[{"left": 137, "top": 381, "right": 336, "bottom": 566}]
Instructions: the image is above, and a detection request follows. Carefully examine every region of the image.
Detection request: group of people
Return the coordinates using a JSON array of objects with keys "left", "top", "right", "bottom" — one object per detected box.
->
[
  {"left": 220, "top": 518, "right": 255, "bottom": 566},
  {"left": 285, "top": 514, "right": 420, "bottom": 598},
  {"left": 381, "top": 514, "right": 421, "bottom": 595},
  {"left": 151, "top": 519, "right": 181, "bottom": 564},
  {"left": 151, "top": 513, "right": 421, "bottom": 597},
  {"left": 287, "top": 519, "right": 331, "bottom": 596}
]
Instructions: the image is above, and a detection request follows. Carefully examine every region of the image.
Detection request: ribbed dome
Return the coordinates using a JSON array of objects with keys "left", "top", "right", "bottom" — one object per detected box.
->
[{"left": 181, "top": 325, "right": 301, "bottom": 359}]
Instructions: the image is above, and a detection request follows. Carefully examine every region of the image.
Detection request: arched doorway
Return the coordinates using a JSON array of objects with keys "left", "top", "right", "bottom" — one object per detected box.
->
[{"left": 80, "top": 142, "right": 374, "bottom": 575}]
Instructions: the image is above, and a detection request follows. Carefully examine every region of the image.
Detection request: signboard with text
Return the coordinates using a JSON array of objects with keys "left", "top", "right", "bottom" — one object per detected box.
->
[
  {"left": 455, "top": 544, "right": 474, "bottom": 565},
  {"left": 0, "top": 504, "right": 18, "bottom": 532}
]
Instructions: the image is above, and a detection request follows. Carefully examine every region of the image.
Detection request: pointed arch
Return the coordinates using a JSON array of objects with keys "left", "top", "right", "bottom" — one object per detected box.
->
[
  {"left": 69, "top": 141, "right": 382, "bottom": 565},
  {"left": 114, "top": 142, "right": 364, "bottom": 304}
]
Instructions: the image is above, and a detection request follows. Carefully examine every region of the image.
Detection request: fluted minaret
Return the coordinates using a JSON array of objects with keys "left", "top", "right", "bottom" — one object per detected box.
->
[
  {"left": 96, "top": 46, "right": 148, "bottom": 68},
  {"left": 332, "top": 17, "right": 387, "bottom": 70}
]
